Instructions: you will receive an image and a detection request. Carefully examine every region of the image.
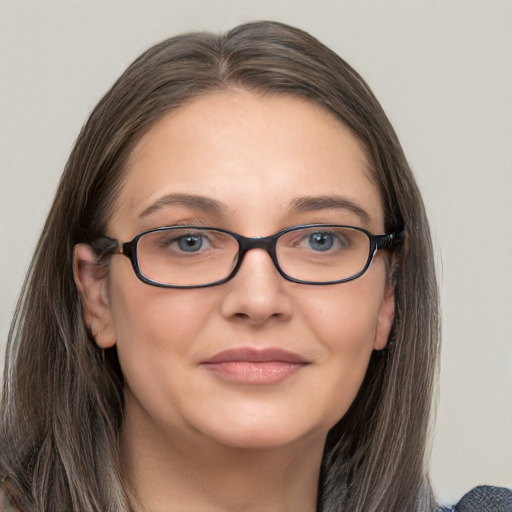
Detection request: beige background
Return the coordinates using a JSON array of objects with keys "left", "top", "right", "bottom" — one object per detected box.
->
[{"left": 1, "top": 1, "right": 511, "bottom": 505}]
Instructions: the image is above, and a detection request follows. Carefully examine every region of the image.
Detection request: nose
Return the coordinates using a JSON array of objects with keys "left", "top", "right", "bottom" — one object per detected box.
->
[{"left": 220, "top": 248, "right": 293, "bottom": 326}]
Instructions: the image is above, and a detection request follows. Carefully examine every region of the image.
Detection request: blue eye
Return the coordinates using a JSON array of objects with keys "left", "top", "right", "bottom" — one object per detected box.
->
[
  {"left": 308, "top": 232, "right": 335, "bottom": 251},
  {"left": 177, "top": 234, "right": 204, "bottom": 252}
]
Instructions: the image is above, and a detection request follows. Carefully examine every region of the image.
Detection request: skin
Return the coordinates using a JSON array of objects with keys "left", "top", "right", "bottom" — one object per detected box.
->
[{"left": 74, "top": 90, "right": 395, "bottom": 512}]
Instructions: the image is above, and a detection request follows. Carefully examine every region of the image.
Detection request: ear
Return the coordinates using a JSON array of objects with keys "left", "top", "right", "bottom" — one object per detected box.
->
[
  {"left": 373, "top": 281, "right": 395, "bottom": 351},
  {"left": 73, "top": 243, "right": 117, "bottom": 348}
]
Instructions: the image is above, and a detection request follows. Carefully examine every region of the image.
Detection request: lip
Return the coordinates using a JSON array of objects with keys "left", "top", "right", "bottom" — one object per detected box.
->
[
  {"left": 203, "top": 347, "right": 309, "bottom": 364},
  {"left": 201, "top": 348, "right": 310, "bottom": 385}
]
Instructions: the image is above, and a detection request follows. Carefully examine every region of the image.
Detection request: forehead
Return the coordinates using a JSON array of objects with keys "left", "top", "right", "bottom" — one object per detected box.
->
[{"left": 112, "top": 90, "right": 384, "bottom": 233}]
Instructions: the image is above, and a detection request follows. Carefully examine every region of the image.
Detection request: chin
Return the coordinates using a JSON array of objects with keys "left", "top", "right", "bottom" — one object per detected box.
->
[
  {"left": 195, "top": 413, "right": 331, "bottom": 452},
  {"left": 211, "top": 430, "right": 311, "bottom": 451}
]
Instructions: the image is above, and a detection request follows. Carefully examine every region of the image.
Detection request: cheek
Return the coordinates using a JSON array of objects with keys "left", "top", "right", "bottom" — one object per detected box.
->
[
  {"left": 300, "top": 279, "right": 382, "bottom": 353},
  {"left": 297, "top": 280, "right": 384, "bottom": 424},
  {"left": 106, "top": 263, "right": 214, "bottom": 386},
  {"left": 106, "top": 276, "right": 222, "bottom": 430},
  {"left": 107, "top": 258, "right": 213, "bottom": 342}
]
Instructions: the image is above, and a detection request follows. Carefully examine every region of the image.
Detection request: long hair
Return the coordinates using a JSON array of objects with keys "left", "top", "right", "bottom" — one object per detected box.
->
[{"left": 0, "top": 21, "right": 439, "bottom": 512}]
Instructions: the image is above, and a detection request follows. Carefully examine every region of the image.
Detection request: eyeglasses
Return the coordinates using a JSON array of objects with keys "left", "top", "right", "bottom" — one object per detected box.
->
[{"left": 91, "top": 224, "right": 404, "bottom": 288}]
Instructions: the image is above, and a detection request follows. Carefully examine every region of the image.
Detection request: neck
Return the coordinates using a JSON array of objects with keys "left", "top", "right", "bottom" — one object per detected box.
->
[{"left": 120, "top": 394, "right": 325, "bottom": 512}]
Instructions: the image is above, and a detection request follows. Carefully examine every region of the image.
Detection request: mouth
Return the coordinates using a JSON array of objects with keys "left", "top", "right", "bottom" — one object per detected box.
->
[{"left": 201, "top": 348, "right": 310, "bottom": 385}]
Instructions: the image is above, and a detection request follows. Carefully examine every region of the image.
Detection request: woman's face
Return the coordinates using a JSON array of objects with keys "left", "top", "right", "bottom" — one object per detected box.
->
[{"left": 76, "top": 90, "right": 395, "bottom": 450}]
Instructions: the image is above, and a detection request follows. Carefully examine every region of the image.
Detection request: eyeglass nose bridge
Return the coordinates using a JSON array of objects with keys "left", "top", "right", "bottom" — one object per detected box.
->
[{"left": 230, "top": 233, "right": 282, "bottom": 279}]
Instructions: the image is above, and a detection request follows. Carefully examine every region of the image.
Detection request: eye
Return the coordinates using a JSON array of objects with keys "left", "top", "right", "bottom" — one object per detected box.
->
[
  {"left": 177, "top": 234, "right": 207, "bottom": 252},
  {"left": 156, "top": 231, "right": 213, "bottom": 253},
  {"left": 308, "top": 232, "right": 335, "bottom": 251},
  {"left": 304, "top": 230, "right": 349, "bottom": 252}
]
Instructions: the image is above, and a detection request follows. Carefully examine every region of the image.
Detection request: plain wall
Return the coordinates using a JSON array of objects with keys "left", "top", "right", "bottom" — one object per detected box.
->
[{"left": 1, "top": 0, "right": 511, "bottom": 505}]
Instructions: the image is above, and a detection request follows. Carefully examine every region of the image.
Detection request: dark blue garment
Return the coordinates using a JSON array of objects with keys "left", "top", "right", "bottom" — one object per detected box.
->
[{"left": 438, "top": 486, "right": 512, "bottom": 512}]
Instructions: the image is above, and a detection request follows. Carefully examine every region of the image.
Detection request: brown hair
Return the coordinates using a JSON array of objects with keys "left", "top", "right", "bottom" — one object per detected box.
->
[{"left": 0, "top": 21, "right": 439, "bottom": 512}]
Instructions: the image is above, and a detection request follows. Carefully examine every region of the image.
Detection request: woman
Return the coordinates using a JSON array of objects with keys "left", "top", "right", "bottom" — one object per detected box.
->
[{"left": 0, "top": 21, "right": 509, "bottom": 512}]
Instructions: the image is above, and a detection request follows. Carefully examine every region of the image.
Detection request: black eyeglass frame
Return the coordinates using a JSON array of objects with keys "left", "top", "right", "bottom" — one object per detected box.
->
[{"left": 91, "top": 224, "right": 404, "bottom": 289}]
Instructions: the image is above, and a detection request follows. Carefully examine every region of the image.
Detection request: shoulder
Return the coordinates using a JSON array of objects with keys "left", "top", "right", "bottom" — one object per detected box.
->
[
  {"left": 0, "top": 481, "right": 23, "bottom": 512},
  {"left": 438, "top": 486, "right": 512, "bottom": 512}
]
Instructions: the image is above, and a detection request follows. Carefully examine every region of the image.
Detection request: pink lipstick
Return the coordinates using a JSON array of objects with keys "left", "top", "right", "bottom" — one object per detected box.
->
[{"left": 201, "top": 348, "right": 309, "bottom": 385}]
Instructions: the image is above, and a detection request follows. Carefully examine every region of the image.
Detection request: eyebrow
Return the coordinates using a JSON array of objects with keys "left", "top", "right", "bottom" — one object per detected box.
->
[
  {"left": 138, "top": 193, "right": 226, "bottom": 218},
  {"left": 138, "top": 192, "right": 371, "bottom": 224},
  {"left": 289, "top": 195, "right": 371, "bottom": 223}
]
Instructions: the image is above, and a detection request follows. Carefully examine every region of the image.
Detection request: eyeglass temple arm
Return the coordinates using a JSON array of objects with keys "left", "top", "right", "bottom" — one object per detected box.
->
[
  {"left": 374, "top": 231, "right": 405, "bottom": 251},
  {"left": 90, "top": 237, "right": 133, "bottom": 259}
]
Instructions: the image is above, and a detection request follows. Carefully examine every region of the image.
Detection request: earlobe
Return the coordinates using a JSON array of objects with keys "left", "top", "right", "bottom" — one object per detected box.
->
[
  {"left": 73, "top": 244, "right": 117, "bottom": 348},
  {"left": 373, "top": 282, "right": 396, "bottom": 351}
]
